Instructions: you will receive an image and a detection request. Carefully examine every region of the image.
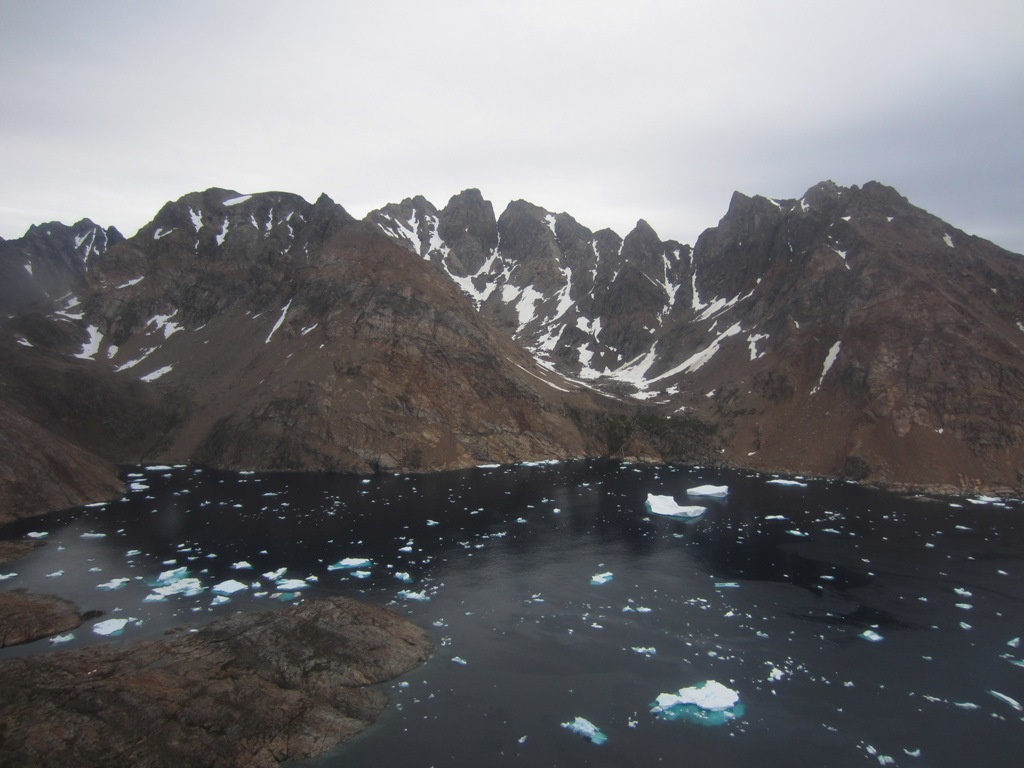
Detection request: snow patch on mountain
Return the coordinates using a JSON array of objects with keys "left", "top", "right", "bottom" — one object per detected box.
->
[{"left": 811, "top": 341, "right": 841, "bottom": 394}]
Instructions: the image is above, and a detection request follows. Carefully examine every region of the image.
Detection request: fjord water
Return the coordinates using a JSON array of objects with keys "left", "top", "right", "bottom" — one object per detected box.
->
[{"left": 3, "top": 461, "right": 1024, "bottom": 767}]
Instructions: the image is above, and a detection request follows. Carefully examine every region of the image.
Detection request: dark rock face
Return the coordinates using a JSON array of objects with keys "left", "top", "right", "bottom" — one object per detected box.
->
[
  {"left": 3, "top": 179, "right": 1023, "bottom": 504},
  {"left": 0, "top": 597, "right": 433, "bottom": 767},
  {"left": 0, "top": 590, "right": 81, "bottom": 648},
  {"left": 0, "top": 219, "right": 122, "bottom": 317},
  {"left": 374, "top": 181, "right": 1024, "bottom": 490}
]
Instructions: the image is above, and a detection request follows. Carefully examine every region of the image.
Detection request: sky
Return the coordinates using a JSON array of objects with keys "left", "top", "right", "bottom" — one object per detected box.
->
[{"left": 2, "top": 1, "right": 1023, "bottom": 252}]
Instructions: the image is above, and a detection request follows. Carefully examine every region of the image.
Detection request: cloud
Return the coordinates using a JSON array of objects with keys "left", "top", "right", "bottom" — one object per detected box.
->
[{"left": 1, "top": 1, "right": 1022, "bottom": 252}]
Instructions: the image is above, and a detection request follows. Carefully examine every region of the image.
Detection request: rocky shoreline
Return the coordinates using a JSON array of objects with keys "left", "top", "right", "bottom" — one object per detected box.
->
[{"left": 0, "top": 596, "right": 432, "bottom": 767}]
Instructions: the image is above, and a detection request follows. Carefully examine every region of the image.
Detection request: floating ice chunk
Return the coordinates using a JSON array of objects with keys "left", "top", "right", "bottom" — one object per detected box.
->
[
  {"left": 125, "top": 549, "right": 141, "bottom": 556},
  {"left": 327, "top": 557, "right": 372, "bottom": 571},
  {"left": 632, "top": 646, "right": 657, "bottom": 656},
  {"left": 49, "top": 633, "right": 75, "bottom": 644},
  {"left": 714, "top": 582, "right": 740, "bottom": 589},
  {"left": 152, "top": 577, "right": 205, "bottom": 597},
  {"left": 989, "top": 690, "right": 1023, "bottom": 711},
  {"left": 262, "top": 567, "right": 287, "bottom": 580},
  {"left": 768, "top": 667, "right": 785, "bottom": 682},
  {"left": 786, "top": 530, "right": 810, "bottom": 538},
  {"left": 687, "top": 484, "right": 728, "bottom": 497},
  {"left": 275, "top": 579, "right": 309, "bottom": 590},
  {"left": 954, "top": 587, "right": 972, "bottom": 597},
  {"left": 96, "top": 577, "right": 130, "bottom": 590},
  {"left": 1009, "top": 637, "right": 1021, "bottom": 648},
  {"left": 231, "top": 561, "right": 253, "bottom": 570},
  {"left": 93, "top": 618, "right": 129, "bottom": 636},
  {"left": 860, "top": 629, "right": 884, "bottom": 642},
  {"left": 767, "top": 479, "right": 808, "bottom": 487},
  {"left": 426, "top": 519, "right": 440, "bottom": 526},
  {"left": 155, "top": 566, "right": 189, "bottom": 584},
  {"left": 651, "top": 681, "right": 744, "bottom": 725},
  {"left": 211, "top": 595, "right": 231, "bottom": 605},
  {"left": 645, "top": 494, "right": 706, "bottom": 518},
  {"left": 561, "top": 716, "right": 607, "bottom": 745},
  {"left": 395, "top": 572, "right": 413, "bottom": 583},
  {"left": 452, "top": 656, "right": 468, "bottom": 665},
  {"left": 397, "top": 589, "right": 429, "bottom": 601},
  {"left": 212, "top": 579, "right": 248, "bottom": 595},
  {"left": 591, "top": 571, "right": 613, "bottom": 585},
  {"left": 352, "top": 570, "right": 371, "bottom": 579},
  {"left": 26, "top": 531, "right": 48, "bottom": 538},
  {"left": 80, "top": 532, "right": 107, "bottom": 539}
]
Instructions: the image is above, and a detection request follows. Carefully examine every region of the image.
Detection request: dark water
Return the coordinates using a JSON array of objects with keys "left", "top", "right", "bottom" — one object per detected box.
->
[{"left": 3, "top": 460, "right": 1024, "bottom": 767}]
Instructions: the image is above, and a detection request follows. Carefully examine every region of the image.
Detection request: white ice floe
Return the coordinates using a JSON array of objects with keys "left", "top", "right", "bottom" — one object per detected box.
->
[
  {"left": 653, "top": 680, "right": 740, "bottom": 712},
  {"left": 49, "top": 633, "right": 75, "bottom": 644},
  {"left": 397, "top": 589, "right": 429, "bottom": 601},
  {"left": 96, "top": 577, "right": 130, "bottom": 590},
  {"left": 212, "top": 579, "right": 248, "bottom": 595},
  {"left": 860, "top": 629, "right": 884, "bottom": 642},
  {"left": 591, "top": 572, "right": 613, "bottom": 585},
  {"left": 93, "top": 618, "right": 129, "bottom": 636},
  {"left": 767, "top": 479, "right": 808, "bottom": 487},
  {"left": 687, "top": 484, "right": 728, "bottom": 497},
  {"left": 275, "top": 579, "right": 309, "bottom": 590},
  {"left": 0, "top": 573, "right": 16, "bottom": 581},
  {"left": 561, "top": 716, "right": 607, "bottom": 745},
  {"left": 645, "top": 493, "right": 706, "bottom": 518},
  {"left": 26, "top": 531, "right": 48, "bottom": 538},
  {"left": 327, "top": 557, "right": 372, "bottom": 570},
  {"left": 151, "top": 577, "right": 205, "bottom": 597},
  {"left": 80, "top": 532, "right": 107, "bottom": 539},
  {"left": 231, "top": 561, "right": 253, "bottom": 570}
]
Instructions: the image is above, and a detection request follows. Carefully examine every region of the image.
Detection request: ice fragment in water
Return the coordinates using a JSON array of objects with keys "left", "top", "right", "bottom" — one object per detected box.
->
[
  {"left": 561, "top": 716, "right": 607, "bottom": 745},
  {"left": 26, "top": 531, "right": 48, "bottom": 538},
  {"left": 860, "top": 629, "right": 884, "bottom": 642},
  {"left": 155, "top": 566, "right": 189, "bottom": 584},
  {"left": 46, "top": 570, "right": 64, "bottom": 578},
  {"left": 212, "top": 579, "right": 248, "bottom": 594},
  {"left": 154, "top": 577, "right": 206, "bottom": 597},
  {"left": 651, "top": 681, "right": 744, "bottom": 725},
  {"left": 327, "top": 557, "right": 372, "bottom": 570},
  {"left": 262, "top": 567, "right": 287, "bottom": 580},
  {"left": 645, "top": 494, "right": 706, "bottom": 518},
  {"left": 275, "top": 579, "right": 309, "bottom": 590},
  {"left": 352, "top": 570, "right": 371, "bottom": 579},
  {"left": 80, "top": 532, "right": 107, "bottom": 539},
  {"left": 93, "top": 618, "right": 129, "bottom": 636},
  {"left": 231, "top": 561, "right": 253, "bottom": 570},
  {"left": 766, "top": 479, "right": 807, "bottom": 487},
  {"left": 96, "top": 577, "right": 130, "bottom": 590},
  {"left": 452, "top": 656, "right": 468, "bottom": 665},
  {"left": 211, "top": 595, "right": 231, "bottom": 605},
  {"left": 395, "top": 572, "right": 413, "bottom": 583},
  {"left": 397, "top": 589, "right": 429, "bottom": 601},
  {"left": 591, "top": 571, "right": 613, "bottom": 585},
  {"left": 687, "top": 484, "right": 728, "bottom": 497},
  {"left": 49, "top": 633, "right": 75, "bottom": 644}
]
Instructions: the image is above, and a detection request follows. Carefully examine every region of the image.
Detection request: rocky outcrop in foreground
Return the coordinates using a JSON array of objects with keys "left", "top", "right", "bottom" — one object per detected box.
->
[
  {"left": 0, "top": 589, "right": 81, "bottom": 648},
  {"left": 0, "top": 597, "right": 433, "bottom": 767}
]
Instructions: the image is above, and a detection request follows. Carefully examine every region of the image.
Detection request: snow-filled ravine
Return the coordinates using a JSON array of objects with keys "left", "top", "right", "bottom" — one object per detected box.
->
[{"left": 2, "top": 461, "right": 1023, "bottom": 767}]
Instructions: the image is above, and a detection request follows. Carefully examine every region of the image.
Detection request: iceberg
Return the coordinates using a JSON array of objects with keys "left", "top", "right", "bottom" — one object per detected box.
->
[
  {"left": 154, "top": 566, "right": 189, "bottom": 584},
  {"left": 651, "top": 680, "right": 744, "bottom": 725},
  {"left": 767, "top": 479, "right": 807, "bottom": 487},
  {"left": 96, "top": 577, "right": 130, "bottom": 590},
  {"left": 212, "top": 579, "right": 248, "bottom": 595},
  {"left": 397, "top": 589, "right": 429, "bottom": 601},
  {"left": 860, "top": 629, "right": 884, "bottom": 642},
  {"left": 645, "top": 494, "right": 706, "bottom": 518},
  {"left": 687, "top": 484, "right": 728, "bottom": 497},
  {"left": 591, "top": 572, "right": 613, "bottom": 585},
  {"left": 231, "top": 561, "right": 253, "bottom": 570},
  {"left": 275, "top": 579, "right": 309, "bottom": 590},
  {"left": 327, "top": 557, "right": 372, "bottom": 571},
  {"left": 151, "top": 577, "right": 205, "bottom": 597},
  {"left": 561, "top": 716, "right": 607, "bottom": 745},
  {"left": 93, "top": 618, "right": 129, "bottom": 637}
]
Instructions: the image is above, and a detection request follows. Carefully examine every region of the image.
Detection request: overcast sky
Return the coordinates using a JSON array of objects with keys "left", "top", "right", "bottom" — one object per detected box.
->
[{"left": 2, "top": 1, "right": 1022, "bottom": 252}]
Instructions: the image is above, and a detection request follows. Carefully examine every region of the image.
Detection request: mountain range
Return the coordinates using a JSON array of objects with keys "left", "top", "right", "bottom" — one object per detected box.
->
[{"left": 2, "top": 180, "right": 1023, "bottom": 522}]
